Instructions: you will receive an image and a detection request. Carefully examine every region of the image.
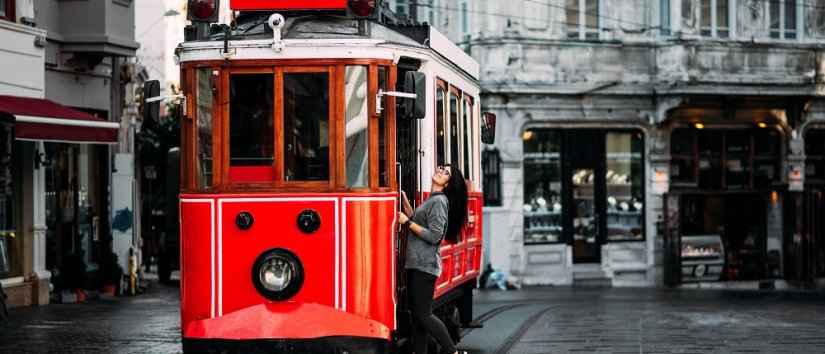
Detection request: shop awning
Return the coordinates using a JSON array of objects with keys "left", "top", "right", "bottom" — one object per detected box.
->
[{"left": 0, "top": 95, "right": 120, "bottom": 144}]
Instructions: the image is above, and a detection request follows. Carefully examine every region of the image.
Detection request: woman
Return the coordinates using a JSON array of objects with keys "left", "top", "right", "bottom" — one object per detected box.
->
[{"left": 398, "top": 165, "right": 468, "bottom": 354}]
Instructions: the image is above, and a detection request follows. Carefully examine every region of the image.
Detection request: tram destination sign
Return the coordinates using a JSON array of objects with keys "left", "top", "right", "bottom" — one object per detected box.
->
[{"left": 231, "top": 0, "right": 348, "bottom": 10}]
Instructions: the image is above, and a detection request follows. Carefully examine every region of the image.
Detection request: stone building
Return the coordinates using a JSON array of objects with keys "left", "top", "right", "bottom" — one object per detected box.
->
[
  {"left": 391, "top": 0, "right": 825, "bottom": 287},
  {"left": 0, "top": 0, "right": 136, "bottom": 307}
]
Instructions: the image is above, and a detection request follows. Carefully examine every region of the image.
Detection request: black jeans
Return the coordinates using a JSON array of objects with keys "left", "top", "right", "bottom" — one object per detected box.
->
[{"left": 407, "top": 269, "right": 456, "bottom": 354}]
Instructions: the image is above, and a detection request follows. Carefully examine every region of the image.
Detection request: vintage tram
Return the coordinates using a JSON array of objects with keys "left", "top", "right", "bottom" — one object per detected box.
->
[{"left": 147, "top": 0, "right": 496, "bottom": 352}]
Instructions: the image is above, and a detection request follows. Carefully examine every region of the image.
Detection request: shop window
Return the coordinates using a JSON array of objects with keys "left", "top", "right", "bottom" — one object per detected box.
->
[
  {"left": 566, "top": 0, "right": 601, "bottom": 39},
  {"left": 449, "top": 92, "right": 460, "bottom": 167},
  {"left": 806, "top": 129, "right": 825, "bottom": 183},
  {"left": 482, "top": 148, "right": 501, "bottom": 206},
  {"left": 698, "top": 130, "right": 724, "bottom": 190},
  {"left": 605, "top": 132, "right": 644, "bottom": 241},
  {"left": 436, "top": 87, "right": 446, "bottom": 167},
  {"left": 378, "top": 67, "right": 390, "bottom": 188},
  {"left": 344, "top": 66, "right": 369, "bottom": 188},
  {"left": 699, "top": 0, "right": 730, "bottom": 38},
  {"left": 196, "top": 68, "right": 214, "bottom": 188},
  {"left": 229, "top": 74, "right": 274, "bottom": 182},
  {"left": 284, "top": 72, "right": 330, "bottom": 182},
  {"left": 523, "top": 129, "right": 563, "bottom": 244},
  {"left": 670, "top": 128, "right": 781, "bottom": 190},
  {"left": 753, "top": 129, "right": 781, "bottom": 187},
  {"left": 670, "top": 129, "right": 696, "bottom": 184}
]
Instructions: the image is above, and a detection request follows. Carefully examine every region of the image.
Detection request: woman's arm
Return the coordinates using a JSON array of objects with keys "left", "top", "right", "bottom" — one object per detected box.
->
[{"left": 397, "top": 197, "right": 448, "bottom": 244}]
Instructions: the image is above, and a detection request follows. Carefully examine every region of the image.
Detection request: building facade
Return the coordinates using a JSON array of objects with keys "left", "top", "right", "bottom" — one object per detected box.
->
[
  {"left": 0, "top": 0, "right": 137, "bottom": 307},
  {"left": 395, "top": 0, "right": 825, "bottom": 287}
]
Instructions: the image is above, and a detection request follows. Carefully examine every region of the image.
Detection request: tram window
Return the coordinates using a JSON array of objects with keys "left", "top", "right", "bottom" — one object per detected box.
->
[
  {"left": 345, "top": 66, "right": 369, "bottom": 188},
  {"left": 196, "top": 68, "right": 214, "bottom": 188},
  {"left": 284, "top": 72, "right": 330, "bottom": 181},
  {"left": 229, "top": 74, "right": 274, "bottom": 171},
  {"left": 378, "top": 67, "right": 389, "bottom": 187},
  {"left": 462, "top": 97, "right": 471, "bottom": 179},
  {"left": 449, "top": 92, "right": 460, "bottom": 166},
  {"left": 436, "top": 87, "right": 446, "bottom": 166}
]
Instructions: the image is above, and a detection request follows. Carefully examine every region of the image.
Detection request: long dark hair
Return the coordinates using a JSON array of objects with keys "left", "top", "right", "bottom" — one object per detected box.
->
[{"left": 443, "top": 165, "right": 468, "bottom": 243}]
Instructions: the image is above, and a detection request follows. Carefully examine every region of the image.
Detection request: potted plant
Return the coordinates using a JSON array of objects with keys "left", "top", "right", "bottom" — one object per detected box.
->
[{"left": 99, "top": 251, "right": 123, "bottom": 296}]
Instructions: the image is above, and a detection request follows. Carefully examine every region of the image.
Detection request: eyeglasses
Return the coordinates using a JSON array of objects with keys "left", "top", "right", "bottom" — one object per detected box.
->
[{"left": 437, "top": 165, "right": 451, "bottom": 177}]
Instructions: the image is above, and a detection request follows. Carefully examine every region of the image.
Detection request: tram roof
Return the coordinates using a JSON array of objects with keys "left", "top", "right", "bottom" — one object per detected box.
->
[{"left": 181, "top": 13, "right": 479, "bottom": 80}]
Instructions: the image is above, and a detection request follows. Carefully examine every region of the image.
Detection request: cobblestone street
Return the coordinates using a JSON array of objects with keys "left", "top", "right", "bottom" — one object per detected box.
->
[
  {"left": 1, "top": 283, "right": 824, "bottom": 353},
  {"left": 0, "top": 282, "right": 181, "bottom": 354}
]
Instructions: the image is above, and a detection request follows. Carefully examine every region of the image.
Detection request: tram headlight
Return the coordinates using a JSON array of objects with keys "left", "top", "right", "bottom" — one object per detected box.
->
[{"left": 252, "top": 249, "right": 304, "bottom": 301}]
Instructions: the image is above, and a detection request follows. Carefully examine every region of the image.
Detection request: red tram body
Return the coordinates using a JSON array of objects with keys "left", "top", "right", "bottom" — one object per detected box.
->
[{"left": 172, "top": 1, "right": 494, "bottom": 352}]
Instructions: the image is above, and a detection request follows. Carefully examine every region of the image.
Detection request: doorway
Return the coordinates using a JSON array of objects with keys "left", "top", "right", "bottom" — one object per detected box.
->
[{"left": 563, "top": 131, "right": 605, "bottom": 263}]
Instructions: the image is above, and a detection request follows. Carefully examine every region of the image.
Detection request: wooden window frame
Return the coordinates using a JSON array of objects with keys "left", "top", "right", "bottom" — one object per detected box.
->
[
  {"left": 280, "top": 66, "right": 336, "bottom": 190},
  {"left": 462, "top": 94, "right": 475, "bottom": 184},
  {"left": 435, "top": 79, "right": 448, "bottom": 169},
  {"left": 180, "top": 59, "right": 396, "bottom": 194},
  {"left": 448, "top": 86, "right": 461, "bottom": 169},
  {"left": 1, "top": 0, "right": 15, "bottom": 22}
]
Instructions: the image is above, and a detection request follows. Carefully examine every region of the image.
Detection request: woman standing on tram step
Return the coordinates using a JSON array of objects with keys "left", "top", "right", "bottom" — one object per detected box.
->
[{"left": 398, "top": 164, "right": 469, "bottom": 354}]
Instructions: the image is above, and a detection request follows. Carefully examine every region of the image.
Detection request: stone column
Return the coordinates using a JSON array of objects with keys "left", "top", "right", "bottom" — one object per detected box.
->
[{"left": 31, "top": 141, "right": 50, "bottom": 305}]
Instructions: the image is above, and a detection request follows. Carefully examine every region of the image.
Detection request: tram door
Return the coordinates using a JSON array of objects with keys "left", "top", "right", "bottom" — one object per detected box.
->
[{"left": 395, "top": 63, "right": 421, "bottom": 333}]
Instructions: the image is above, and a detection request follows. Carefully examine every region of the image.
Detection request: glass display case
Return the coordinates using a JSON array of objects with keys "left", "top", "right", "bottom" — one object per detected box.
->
[
  {"left": 523, "top": 130, "right": 563, "bottom": 244},
  {"left": 605, "top": 132, "right": 644, "bottom": 241},
  {"left": 680, "top": 234, "right": 725, "bottom": 282}
]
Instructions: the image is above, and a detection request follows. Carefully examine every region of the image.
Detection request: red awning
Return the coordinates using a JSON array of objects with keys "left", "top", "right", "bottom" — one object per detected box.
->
[{"left": 0, "top": 95, "right": 120, "bottom": 144}]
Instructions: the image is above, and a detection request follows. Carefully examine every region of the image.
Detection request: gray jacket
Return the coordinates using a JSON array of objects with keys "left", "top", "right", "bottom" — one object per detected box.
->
[{"left": 404, "top": 192, "right": 449, "bottom": 277}]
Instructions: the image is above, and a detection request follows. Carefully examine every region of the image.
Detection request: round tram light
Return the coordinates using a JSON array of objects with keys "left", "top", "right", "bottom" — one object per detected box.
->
[
  {"left": 252, "top": 248, "right": 304, "bottom": 301},
  {"left": 693, "top": 122, "right": 705, "bottom": 130},
  {"left": 757, "top": 122, "right": 768, "bottom": 128},
  {"left": 188, "top": 0, "right": 219, "bottom": 22},
  {"left": 348, "top": 0, "right": 377, "bottom": 18}
]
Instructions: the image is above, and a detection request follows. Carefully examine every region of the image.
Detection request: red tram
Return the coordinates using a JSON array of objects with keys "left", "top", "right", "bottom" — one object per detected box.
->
[{"left": 149, "top": 1, "right": 496, "bottom": 352}]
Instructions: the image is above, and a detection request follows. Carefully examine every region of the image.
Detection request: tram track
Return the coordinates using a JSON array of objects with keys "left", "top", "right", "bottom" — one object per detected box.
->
[
  {"left": 492, "top": 306, "right": 553, "bottom": 354},
  {"left": 460, "top": 303, "right": 527, "bottom": 337}
]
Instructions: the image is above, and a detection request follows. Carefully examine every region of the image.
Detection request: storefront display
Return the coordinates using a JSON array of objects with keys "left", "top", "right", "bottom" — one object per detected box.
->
[
  {"left": 523, "top": 130, "right": 563, "bottom": 244},
  {"left": 680, "top": 234, "right": 725, "bottom": 282}
]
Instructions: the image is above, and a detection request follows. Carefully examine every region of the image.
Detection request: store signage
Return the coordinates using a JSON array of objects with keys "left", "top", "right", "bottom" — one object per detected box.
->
[
  {"left": 231, "top": 0, "right": 348, "bottom": 10},
  {"left": 652, "top": 166, "right": 669, "bottom": 194},
  {"left": 789, "top": 164, "right": 804, "bottom": 192}
]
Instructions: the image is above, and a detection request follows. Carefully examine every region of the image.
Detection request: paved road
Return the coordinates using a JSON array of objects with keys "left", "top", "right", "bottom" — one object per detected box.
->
[
  {"left": 1, "top": 283, "right": 824, "bottom": 353},
  {"left": 460, "top": 287, "right": 825, "bottom": 354}
]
